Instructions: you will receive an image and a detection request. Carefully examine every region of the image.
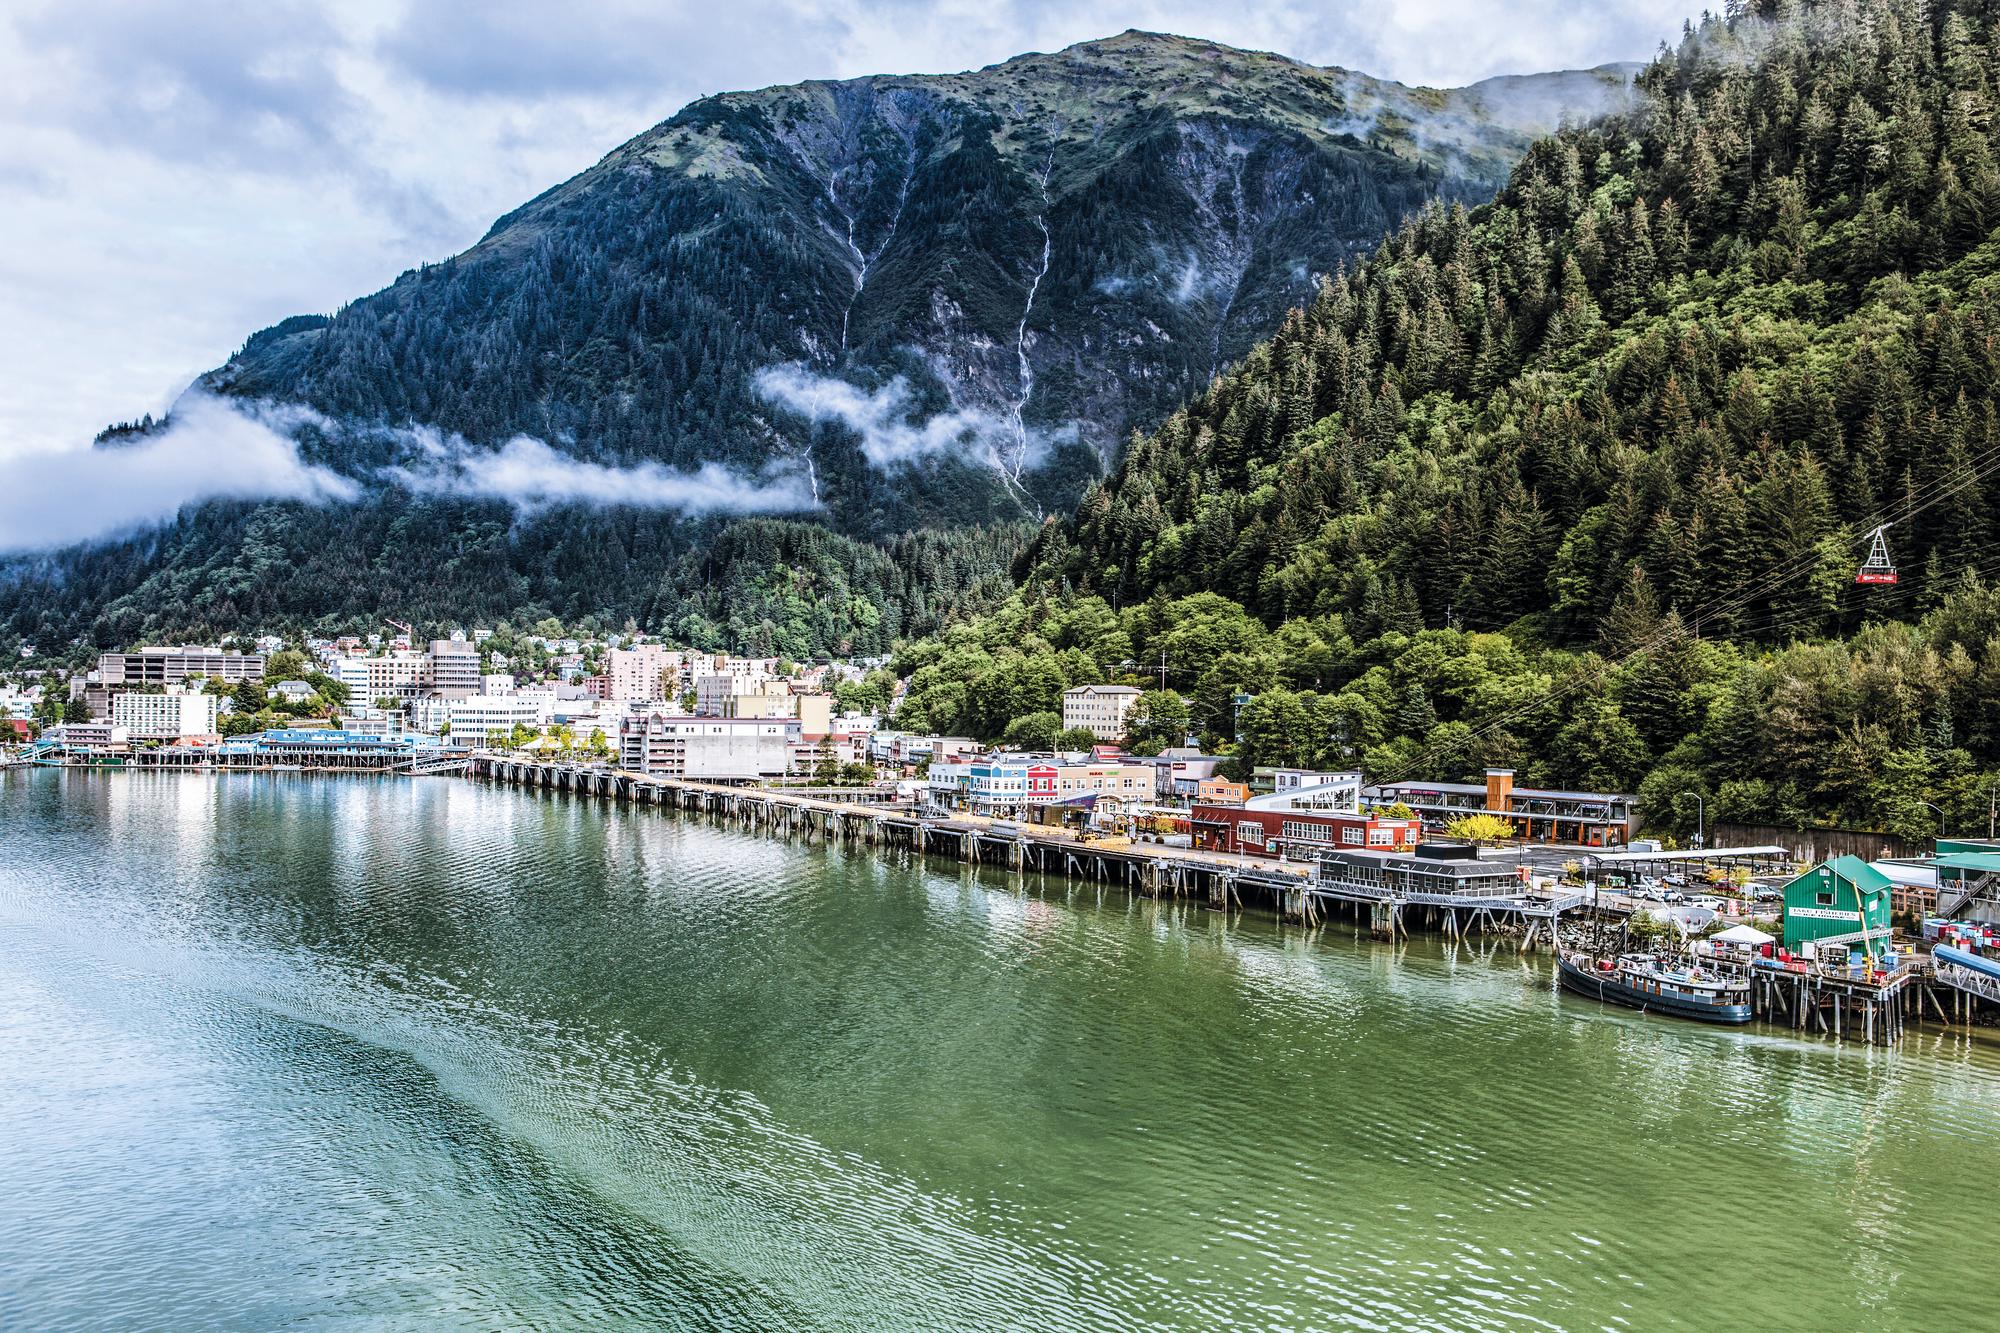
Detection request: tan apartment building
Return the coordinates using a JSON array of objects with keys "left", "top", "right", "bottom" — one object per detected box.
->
[{"left": 1060, "top": 684, "right": 1143, "bottom": 741}]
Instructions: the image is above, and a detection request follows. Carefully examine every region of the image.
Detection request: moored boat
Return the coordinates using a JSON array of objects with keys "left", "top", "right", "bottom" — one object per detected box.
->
[{"left": 1558, "top": 951, "right": 1752, "bottom": 1024}]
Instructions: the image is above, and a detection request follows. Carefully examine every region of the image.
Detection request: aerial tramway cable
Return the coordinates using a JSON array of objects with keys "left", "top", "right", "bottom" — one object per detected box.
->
[{"left": 1374, "top": 436, "right": 2000, "bottom": 785}]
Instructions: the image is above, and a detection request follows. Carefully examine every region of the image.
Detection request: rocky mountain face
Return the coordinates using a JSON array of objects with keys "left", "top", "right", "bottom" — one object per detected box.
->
[
  {"left": 4, "top": 33, "right": 1637, "bottom": 655},
  {"left": 214, "top": 31, "right": 1635, "bottom": 526}
]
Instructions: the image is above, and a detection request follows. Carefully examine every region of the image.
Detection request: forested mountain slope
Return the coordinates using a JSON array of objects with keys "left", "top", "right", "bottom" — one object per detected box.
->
[
  {"left": 901, "top": 0, "right": 2000, "bottom": 841},
  {"left": 0, "top": 32, "right": 1631, "bottom": 656}
]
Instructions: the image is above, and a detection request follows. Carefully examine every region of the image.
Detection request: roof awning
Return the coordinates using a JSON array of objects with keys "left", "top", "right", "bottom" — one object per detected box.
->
[{"left": 1595, "top": 846, "right": 1790, "bottom": 864}]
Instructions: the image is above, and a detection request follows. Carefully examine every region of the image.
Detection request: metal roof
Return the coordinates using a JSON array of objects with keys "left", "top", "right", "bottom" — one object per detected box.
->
[
  {"left": 1372, "top": 780, "right": 1635, "bottom": 804},
  {"left": 1934, "top": 851, "right": 2000, "bottom": 874},
  {"left": 1594, "top": 846, "right": 1789, "bottom": 864},
  {"left": 1794, "top": 854, "right": 1895, "bottom": 896}
]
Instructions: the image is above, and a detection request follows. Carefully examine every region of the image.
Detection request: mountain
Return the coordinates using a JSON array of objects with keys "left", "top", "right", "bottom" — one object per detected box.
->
[
  {"left": 1, "top": 32, "right": 1633, "bottom": 657},
  {"left": 210, "top": 32, "right": 1634, "bottom": 520},
  {"left": 889, "top": 0, "right": 2000, "bottom": 842}
]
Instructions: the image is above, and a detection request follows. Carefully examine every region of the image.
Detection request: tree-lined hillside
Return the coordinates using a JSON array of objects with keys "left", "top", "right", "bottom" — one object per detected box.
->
[{"left": 952, "top": 0, "right": 2000, "bottom": 840}]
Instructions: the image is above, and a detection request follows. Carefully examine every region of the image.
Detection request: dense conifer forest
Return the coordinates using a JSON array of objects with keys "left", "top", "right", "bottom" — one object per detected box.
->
[{"left": 902, "top": 0, "right": 2000, "bottom": 841}]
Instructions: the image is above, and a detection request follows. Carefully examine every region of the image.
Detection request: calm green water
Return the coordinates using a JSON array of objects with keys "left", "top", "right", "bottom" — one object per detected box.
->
[{"left": 1, "top": 770, "right": 1995, "bottom": 1330}]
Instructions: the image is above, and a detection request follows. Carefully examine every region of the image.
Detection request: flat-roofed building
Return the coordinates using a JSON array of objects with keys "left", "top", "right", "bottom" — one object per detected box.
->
[
  {"left": 1367, "top": 769, "right": 1639, "bottom": 847},
  {"left": 47, "top": 720, "right": 127, "bottom": 749},
  {"left": 97, "top": 646, "right": 265, "bottom": 687},
  {"left": 619, "top": 714, "right": 790, "bottom": 781},
  {"left": 427, "top": 640, "right": 480, "bottom": 698},
  {"left": 334, "top": 653, "right": 426, "bottom": 701},
  {"left": 1060, "top": 684, "right": 1143, "bottom": 741},
  {"left": 447, "top": 695, "right": 546, "bottom": 744},
  {"left": 111, "top": 687, "right": 220, "bottom": 741},
  {"left": 1313, "top": 843, "right": 1523, "bottom": 900},
  {"left": 604, "top": 644, "right": 680, "bottom": 703}
]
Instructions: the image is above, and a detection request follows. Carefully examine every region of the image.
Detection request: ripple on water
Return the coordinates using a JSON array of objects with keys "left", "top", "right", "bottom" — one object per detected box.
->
[{"left": 2, "top": 769, "right": 1999, "bottom": 1331}]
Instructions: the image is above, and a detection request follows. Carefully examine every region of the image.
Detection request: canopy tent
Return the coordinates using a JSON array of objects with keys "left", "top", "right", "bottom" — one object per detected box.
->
[{"left": 1710, "top": 924, "right": 1775, "bottom": 947}]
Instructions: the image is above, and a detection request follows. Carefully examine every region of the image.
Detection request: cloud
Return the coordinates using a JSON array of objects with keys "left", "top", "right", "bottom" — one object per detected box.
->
[
  {"left": 752, "top": 364, "right": 1021, "bottom": 470},
  {"left": 0, "top": 2, "right": 1702, "bottom": 466},
  {"left": 0, "top": 391, "right": 357, "bottom": 553},
  {"left": 10, "top": 0, "right": 355, "bottom": 174},
  {"left": 375, "top": 1, "right": 853, "bottom": 102},
  {"left": 384, "top": 429, "right": 817, "bottom": 515}
]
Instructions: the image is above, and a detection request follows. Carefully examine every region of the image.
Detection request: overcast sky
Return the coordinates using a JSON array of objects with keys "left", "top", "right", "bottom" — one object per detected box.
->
[{"left": 0, "top": 0, "right": 1700, "bottom": 465}]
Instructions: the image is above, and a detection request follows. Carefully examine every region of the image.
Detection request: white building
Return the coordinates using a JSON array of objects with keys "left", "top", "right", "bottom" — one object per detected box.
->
[
  {"left": 334, "top": 653, "right": 426, "bottom": 701},
  {"left": 447, "top": 695, "right": 546, "bottom": 744},
  {"left": 1060, "top": 684, "right": 1143, "bottom": 741},
  {"left": 48, "top": 720, "right": 127, "bottom": 749},
  {"left": 111, "top": 687, "right": 219, "bottom": 740},
  {"left": 620, "top": 714, "right": 790, "bottom": 780}
]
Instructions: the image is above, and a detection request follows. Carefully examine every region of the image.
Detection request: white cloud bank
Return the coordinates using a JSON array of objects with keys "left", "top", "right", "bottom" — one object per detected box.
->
[
  {"left": 0, "top": 2, "right": 1700, "bottom": 464},
  {"left": 0, "top": 392, "right": 816, "bottom": 554},
  {"left": 0, "top": 391, "right": 356, "bottom": 552},
  {"left": 385, "top": 429, "right": 816, "bottom": 514},
  {"left": 754, "top": 364, "right": 1019, "bottom": 469}
]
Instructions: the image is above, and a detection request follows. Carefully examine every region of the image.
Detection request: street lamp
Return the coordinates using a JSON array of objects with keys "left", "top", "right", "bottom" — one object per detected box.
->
[
  {"left": 1922, "top": 800, "right": 1946, "bottom": 837},
  {"left": 1676, "top": 792, "right": 1706, "bottom": 850}
]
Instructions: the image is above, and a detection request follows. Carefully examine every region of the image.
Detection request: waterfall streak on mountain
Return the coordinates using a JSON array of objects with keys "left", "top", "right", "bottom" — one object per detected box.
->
[{"left": 1010, "top": 155, "right": 1054, "bottom": 483}]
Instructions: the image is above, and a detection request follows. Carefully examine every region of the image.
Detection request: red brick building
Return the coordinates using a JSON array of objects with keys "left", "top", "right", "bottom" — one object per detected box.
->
[{"left": 1192, "top": 803, "right": 1423, "bottom": 858}]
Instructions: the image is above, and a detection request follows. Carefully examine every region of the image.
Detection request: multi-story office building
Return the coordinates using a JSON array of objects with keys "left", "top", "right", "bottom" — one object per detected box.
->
[
  {"left": 426, "top": 640, "right": 481, "bottom": 698},
  {"left": 619, "top": 714, "right": 790, "bottom": 781},
  {"left": 446, "top": 695, "right": 545, "bottom": 744},
  {"left": 110, "top": 687, "right": 220, "bottom": 741},
  {"left": 333, "top": 653, "right": 426, "bottom": 701},
  {"left": 603, "top": 644, "right": 680, "bottom": 703}
]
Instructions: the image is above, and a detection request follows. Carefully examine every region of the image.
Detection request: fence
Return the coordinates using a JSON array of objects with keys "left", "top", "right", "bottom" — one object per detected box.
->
[{"left": 1711, "top": 821, "right": 1924, "bottom": 863}]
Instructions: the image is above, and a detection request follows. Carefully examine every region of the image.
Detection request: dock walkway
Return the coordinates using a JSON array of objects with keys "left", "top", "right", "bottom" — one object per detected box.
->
[{"left": 473, "top": 756, "right": 1309, "bottom": 910}]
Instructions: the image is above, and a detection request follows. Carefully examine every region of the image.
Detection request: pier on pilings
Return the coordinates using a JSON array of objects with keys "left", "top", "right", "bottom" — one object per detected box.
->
[{"left": 467, "top": 755, "right": 1309, "bottom": 915}]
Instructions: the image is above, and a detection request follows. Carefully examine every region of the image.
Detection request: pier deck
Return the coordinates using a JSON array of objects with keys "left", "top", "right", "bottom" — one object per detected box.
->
[{"left": 472, "top": 756, "right": 1309, "bottom": 910}]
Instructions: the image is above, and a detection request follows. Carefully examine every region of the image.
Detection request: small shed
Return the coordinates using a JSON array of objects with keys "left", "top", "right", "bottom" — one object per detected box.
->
[{"left": 1781, "top": 855, "right": 1893, "bottom": 955}]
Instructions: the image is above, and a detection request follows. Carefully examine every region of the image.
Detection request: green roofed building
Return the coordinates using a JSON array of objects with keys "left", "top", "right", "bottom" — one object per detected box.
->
[{"left": 1781, "top": 855, "right": 1894, "bottom": 956}]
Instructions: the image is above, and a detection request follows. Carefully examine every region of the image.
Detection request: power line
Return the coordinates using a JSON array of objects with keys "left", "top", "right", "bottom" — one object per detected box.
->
[{"left": 1374, "top": 433, "right": 2000, "bottom": 784}]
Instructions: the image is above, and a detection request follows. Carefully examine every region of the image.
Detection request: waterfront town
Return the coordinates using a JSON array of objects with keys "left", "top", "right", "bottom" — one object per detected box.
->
[{"left": 6, "top": 624, "right": 1997, "bottom": 1042}]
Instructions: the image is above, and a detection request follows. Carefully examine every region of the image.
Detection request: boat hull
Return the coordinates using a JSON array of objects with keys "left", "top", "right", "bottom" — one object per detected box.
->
[{"left": 1558, "top": 957, "right": 1752, "bottom": 1025}]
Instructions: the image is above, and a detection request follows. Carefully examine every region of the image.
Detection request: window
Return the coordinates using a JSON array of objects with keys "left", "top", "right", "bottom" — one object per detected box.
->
[
  {"left": 1236, "top": 821, "right": 1263, "bottom": 845},
  {"left": 1815, "top": 891, "right": 1834, "bottom": 906},
  {"left": 1342, "top": 826, "right": 1363, "bottom": 845}
]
